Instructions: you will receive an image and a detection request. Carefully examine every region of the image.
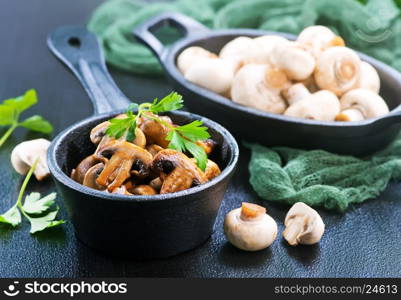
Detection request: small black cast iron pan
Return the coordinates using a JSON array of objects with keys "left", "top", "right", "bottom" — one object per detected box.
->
[
  {"left": 134, "top": 12, "right": 401, "bottom": 156},
  {"left": 46, "top": 26, "right": 239, "bottom": 258}
]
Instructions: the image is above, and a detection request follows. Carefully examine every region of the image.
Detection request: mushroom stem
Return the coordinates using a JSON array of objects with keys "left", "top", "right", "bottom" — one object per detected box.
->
[
  {"left": 335, "top": 108, "right": 364, "bottom": 122},
  {"left": 282, "top": 217, "right": 306, "bottom": 246}
]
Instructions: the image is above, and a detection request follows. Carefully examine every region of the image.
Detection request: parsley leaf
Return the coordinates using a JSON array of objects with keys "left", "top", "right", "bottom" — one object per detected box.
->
[
  {"left": 183, "top": 140, "right": 208, "bottom": 171},
  {"left": 166, "top": 131, "right": 186, "bottom": 153},
  {"left": 3, "top": 89, "right": 37, "bottom": 113},
  {"left": 28, "top": 209, "right": 65, "bottom": 234},
  {"left": 22, "top": 192, "right": 57, "bottom": 214},
  {"left": 0, "top": 206, "right": 21, "bottom": 227},
  {"left": 19, "top": 115, "right": 53, "bottom": 133},
  {"left": 176, "top": 120, "right": 210, "bottom": 142},
  {"left": 150, "top": 92, "right": 183, "bottom": 113},
  {"left": 0, "top": 105, "right": 15, "bottom": 126}
]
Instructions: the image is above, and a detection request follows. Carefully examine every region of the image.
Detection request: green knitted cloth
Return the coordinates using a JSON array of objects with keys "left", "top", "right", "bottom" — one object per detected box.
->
[
  {"left": 88, "top": 0, "right": 401, "bottom": 211},
  {"left": 88, "top": 0, "right": 401, "bottom": 75}
]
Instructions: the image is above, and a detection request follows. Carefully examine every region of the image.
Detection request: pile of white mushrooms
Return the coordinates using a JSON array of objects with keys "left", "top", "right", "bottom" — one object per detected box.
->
[{"left": 177, "top": 25, "right": 390, "bottom": 122}]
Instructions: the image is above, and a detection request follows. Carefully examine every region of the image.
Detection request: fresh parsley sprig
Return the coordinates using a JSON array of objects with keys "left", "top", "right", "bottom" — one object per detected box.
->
[
  {"left": 0, "top": 89, "right": 53, "bottom": 148},
  {"left": 0, "top": 158, "right": 65, "bottom": 234},
  {"left": 105, "top": 92, "right": 210, "bottom": 170}
]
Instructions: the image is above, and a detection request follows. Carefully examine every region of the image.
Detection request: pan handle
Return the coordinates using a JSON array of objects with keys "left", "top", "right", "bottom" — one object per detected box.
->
[
  {"left": 133, "top": 12, "right": 210, "bottom": 60},
  {"left": 47, "top": 25, "right": 131, "bottom": 115}
]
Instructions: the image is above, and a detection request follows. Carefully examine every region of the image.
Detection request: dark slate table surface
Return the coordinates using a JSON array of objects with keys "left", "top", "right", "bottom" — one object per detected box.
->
[{"left": 0, "top": 0, "right": 400, "bottom": 278}]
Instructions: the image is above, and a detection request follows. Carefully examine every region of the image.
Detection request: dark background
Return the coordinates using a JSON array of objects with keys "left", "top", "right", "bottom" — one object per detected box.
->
[{"left": 0, "top": 0, "right": 400, "bottom": 278}]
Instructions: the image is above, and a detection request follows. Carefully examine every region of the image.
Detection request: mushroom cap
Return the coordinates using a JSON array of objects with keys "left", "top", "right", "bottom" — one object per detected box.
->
[
  {"left": 224, "top": 203, "right": 278, "bottom": 251},
  {"left": 82, "top": 163, "right": 106, "bottom": 190},
  {"left": 140, "top": 114, "right": 172, "bottom": 148},
  {"left": 177, "top": 46, "right": 217, "bottom": 74},
  {"left": 314, "top": 46, "right": 361, "bottom": 96},
  {"left": 282, "top": 83, "right": 311, "bottom": 106},
  {"left": 338, "top": 88, "right": 389, "bottom": 120},
  {"left": 219, "top": 36, "right": 266, "bottom": 66},
  {"left": 359, "top": 61, "right": 380, "bottom": 93},
  {"left": 283, "top": 202, "right": 325, "bottom": 246},
  {"left": 271, "top": 41, "right": 316, "bottom": 81},
  {"left": 10, "top": 138, "right": 51, "bottom": 181},
  {"left": 253, "top": 35, "right": 289, "bottom": 64},
  {"left": 297, "top": 25, "right": 345, "bottom": 58},
  {"left": 284, "top": 90, "right": 340, "bottom": 121},
  {"left": 231, "top": 64, "right": 288, "bottom": 114},
  {"left": 184, "top": 58, "right": 236, "bottom": 94},
  {"left": 71, "top": 154, "right": 104, "bottom": 184},
  {"left": 132, "top": 185, "right": 157, "bottom": 195}
]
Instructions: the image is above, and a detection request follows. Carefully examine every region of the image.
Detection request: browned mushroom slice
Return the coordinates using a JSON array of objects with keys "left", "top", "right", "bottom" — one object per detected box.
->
[
  {"left": 149, "top": 177, "right": 163, "bottom": 191},
  {"left": 132, "top": 185, "right": 157, "bottom": 195},
  {"left": 146, "top": 144, "right": 164, "bottom": 157},
  {"left": 111, "top": 185, "right": 133, "bottom": 195},
  {"left": 95, "top": 140, "right": 153, "bottom": 191},
  {"left": 82, "top": 163, "right": 106, "bottom": 190},
  {"left": 204, "top": 159, "right": 221, "bottom": 180},
  {"left": 152, "top": 149, "right": 208, "bottom": 194},
  {"left": 140, "top": 113, "right": 173, "bottom": 148},
  {"left": 71, "top": 154, "right": 104, "bottom": 184},
  {"left": 196, "top": 139, "right": 216, "bottom": 155}
]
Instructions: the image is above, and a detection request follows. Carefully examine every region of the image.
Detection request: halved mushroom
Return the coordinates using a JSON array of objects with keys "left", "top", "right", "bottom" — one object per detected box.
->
[
  {"left": 152, "top": 149, "right": 207, "bottom": 194},
  {"left": 270, "top": 41, "right": 316, "bottom": 81},
  {"left": 95, "top": 140, "right": 153, "bottom": 191},
  {"left": 335, "top": 88, "right": 389, "bottom": 121},
  {"left": 359, "top": 61, "right": 380, "bottom": 94},
  {"left": 284, "top": 90, "right": 340, "bottom": 121},
  {"left": 196, "top": 139, "right": 216, "bottom": 155},
  {"left": 297, "top": 25, "right": 345, "bottom": 58},
  {"left": 204, "top": 159, "right": 221, "bottom": 180},
  {"left": 71, "top": 154, "right": 104, "bottom": 184},
  {"left": 231, "top": 64, "right": 289, "bottom": 114},
  {"left": 11, "top": 138, "right": 51, "bottom": 181},
  {"left": 140, "top": 114, "right": 172, "bottom": 148},
  {"left": 82, "top": 163, "right": 106, "bottom": 190},
  {"left": 177, "top": 46, "right": 217, "bottom": 74},
  {"left": 314, "top": 46, "right": 361, "bottom": 96},
  {"left": 149, "top": 177, "right": 163, "bottom": 191},
  {"left": 111, "top": 184, "right": 133, "bottom": 195},
  {"left": 146, "top": 144, "right": 164, "bottom": 157}
]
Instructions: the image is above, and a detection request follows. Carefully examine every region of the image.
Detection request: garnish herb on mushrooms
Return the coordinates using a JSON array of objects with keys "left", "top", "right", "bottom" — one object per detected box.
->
[
  {"left": 71, "top": 92, "right": 221, "bottom": 195},
  {"left": 177, "top": 26, "right": 390, "bottom": 122}
]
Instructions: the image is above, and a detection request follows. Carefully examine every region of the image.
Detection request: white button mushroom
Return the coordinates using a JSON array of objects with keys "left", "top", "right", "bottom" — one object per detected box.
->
[
  {"left": 284, "top": 90, "right": 340, "bottom": 121},
  {"left": 297, "top": 25, "right": 345, "bottom": 58},
  {"left": 219, "top": 36, "right": 266, "bottom": 68},
  {"left": 282, "top": 83, "right": 311, "bottom": 106},
  {"left": 176, "top": 46, "right": 217, "bottom": 74},
  {"left": 283, "top": 202, "right": 325, "bottom": 246},
  {"left": 11, "top": 138, "right": 51, "bottom": 181},
  {"left": 231, "top": 64, "right": 289, "bottom": 114},
  {"left": 253, "top": 35, "right": 289, "bottom": 65},
  {"left": 224, "top": 202, "right": 278, "bottom": 251},
  {"left": 270, "top": 41, "right": 316, "bottom": 81},
  {"left": 183, "top": 58, "right": 236, "bottom": 95},
  {"left": 335, "top": 88, "right": 389, "bottom": 121},
  {"left": 358, "top": 61, "right": 380, "bottom": 94},
  {"left": 314, "top": 46, "right": 361, "bottom": 96}
]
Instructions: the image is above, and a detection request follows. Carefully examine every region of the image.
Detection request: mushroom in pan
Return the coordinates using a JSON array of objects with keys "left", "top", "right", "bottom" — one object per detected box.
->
[
  {"left": 152, "top": 149, "right": 207, "bottom": 194},
  {"left": 231, "top": 64, "right": 289, "bottom": 114},
  {"left": 283, "top": 202, "right": 325, "bottom": 246},
  {"left": 224, "top": 202, "right": 278, "bottom": 251},
  {"left": 358, "top": 61, "right": 380, "bottom": 93},
  {"left": 11, "top": 138, "right": 51, "bottom": 181},
  {"left": 335, "top": 88, "right": 389, "bottom": 121},
  {"left": 132, "top": 185, "right": 157, "bottom": 195},
  {"left": 71, "top": 154, "right": 105, "bottom": 184},
  {"left": 297, "top": 25, "right": 345, "bottom": 58},
  {"left": 190, "top": 158, "right": 221, "bottom": 180},
  {"left": 284, "top": 90, "right": 340, "bottom": 121},
  {"left": 196, "top": 139, "right": 216, "bottom": 155},
  {"left": 183, "top": 58, "right": 237, "bottom": 95},
  {"left": 282, "top": 83, "right": 311, "bottom": 106},
  {"left": 82, "top": 163, "right": 106, "bottom": 190},
  {"left": 95, "top": 140, "right": 153, "bottom": 191},
  {"left": 270, "top": 41, "right": 316, "bottom": 81},
  {"left": 177, "top": 46, "right": 217, "bottom": 74},
  {"left": 219, "top": 36, "right": 266, "bottom": 67},
  {"left": 140, "top": 114, "right": 173, "bottom": 148},
  {"left": 314, "top": 46, "right": 361, "bottom": 96},
  {"left": 253, "top": 35, "right": 289, "bottom": 65}
]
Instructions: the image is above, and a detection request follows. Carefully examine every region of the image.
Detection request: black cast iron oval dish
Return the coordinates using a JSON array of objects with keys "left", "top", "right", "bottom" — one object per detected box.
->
[
  {"left": 134, "top": 13, "right": 401, "bottom": 156},
  {"left": 47, "top": 26, "right": 239, "bottom": 258}
]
